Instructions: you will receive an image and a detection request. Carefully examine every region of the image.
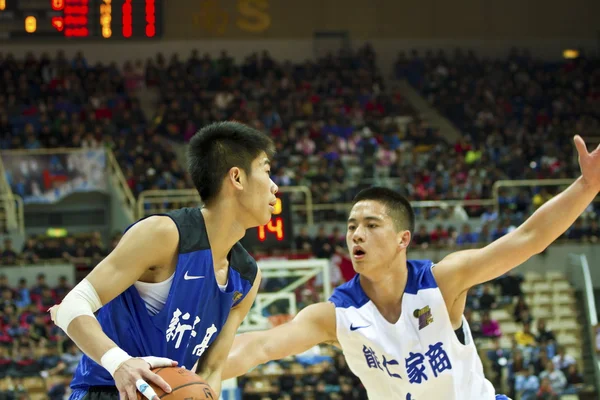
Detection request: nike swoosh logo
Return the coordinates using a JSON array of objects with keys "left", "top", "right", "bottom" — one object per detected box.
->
[
  {"left": 350, "top": 323, "right": 371, "bottom": 331},
  {"left": 184, "top": 271, "right": 205, "bottom": 280}
]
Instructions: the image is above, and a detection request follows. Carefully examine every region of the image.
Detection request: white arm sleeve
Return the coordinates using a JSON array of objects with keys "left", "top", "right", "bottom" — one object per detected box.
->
[{"left": 55, "top": 278, "right": 103, "bottom": 333}]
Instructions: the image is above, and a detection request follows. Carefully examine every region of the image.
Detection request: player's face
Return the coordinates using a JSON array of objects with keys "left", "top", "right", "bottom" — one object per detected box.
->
[
  {"left": 239, "top": 152, "right": 279, "bottom": 228},
  {"left": 346, "top": 200, "right": 408, "bottom": 274}
]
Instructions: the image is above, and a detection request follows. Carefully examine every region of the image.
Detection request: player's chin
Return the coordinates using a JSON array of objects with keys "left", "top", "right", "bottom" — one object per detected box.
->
[
  {"left": 351, "top": 259, "right": 367, "bottom": 272},
  {"left": 258, "top": 212, "right": 272, "bottom": 226}
]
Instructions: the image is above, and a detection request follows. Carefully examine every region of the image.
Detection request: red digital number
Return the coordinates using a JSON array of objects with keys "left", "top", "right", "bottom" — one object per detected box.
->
[
  {"left": 145, "top": 0, "right": 155, "bottom": 37},
  {"left": 64, "top": 27, "right": 88, "bottom": 37},
  {"left": 51, "top": 16, "right": 64, "bottom": 31},
  {"left": 63, "top": 0, "right": 89, "bottom": 37},
  {"left": 257, "top": 217, "right": 285, "bottom": 242},
  {"left": 51, "top": 0, "right": 65, "bottom": 11},
  {"left": 122, "top": 0, "right": 132, "bottom": 37}
]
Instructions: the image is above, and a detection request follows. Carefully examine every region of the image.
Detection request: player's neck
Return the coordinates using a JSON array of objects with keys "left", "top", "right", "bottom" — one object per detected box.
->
[
  {"left": 201, "top": 206, "right": 246, "bottom": 265},
  {"left": 360, "top": 259, "right": 408, "bottom": 321}
]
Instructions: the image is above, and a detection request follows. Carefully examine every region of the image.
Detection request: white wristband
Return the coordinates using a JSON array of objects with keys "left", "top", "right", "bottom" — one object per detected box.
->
[{"left": 101, "top": 347, "right": 133, "bottom": 377}]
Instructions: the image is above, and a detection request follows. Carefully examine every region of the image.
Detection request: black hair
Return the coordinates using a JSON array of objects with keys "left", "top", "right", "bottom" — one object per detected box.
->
[
  {"left": 352, "top": 187, "right": 415, "bottom": 233},
  {"left": 187, "top": 121, "right": 275, "bottom": 204}
]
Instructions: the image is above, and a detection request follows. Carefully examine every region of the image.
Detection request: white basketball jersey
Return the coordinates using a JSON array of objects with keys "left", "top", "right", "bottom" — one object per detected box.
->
[{"left": 329, "top": 260, "right": 496, "bottom": 400}]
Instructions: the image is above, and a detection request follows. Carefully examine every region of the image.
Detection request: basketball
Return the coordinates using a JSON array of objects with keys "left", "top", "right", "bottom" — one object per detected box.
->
[{"left": 136, "top": 367, "right": 217, "bottom": 400}]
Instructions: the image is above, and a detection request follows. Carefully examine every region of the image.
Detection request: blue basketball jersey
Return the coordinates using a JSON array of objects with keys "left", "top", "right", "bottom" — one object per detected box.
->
[{"left": 70, "top": 208, "right": 257, "bottom": 390}]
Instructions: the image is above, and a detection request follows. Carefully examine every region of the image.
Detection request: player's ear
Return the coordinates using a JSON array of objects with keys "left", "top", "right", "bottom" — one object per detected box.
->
[
  {"left": 228, "top": 167, "right": 244, "bottom": 190},
  {"left": 398, "top": 230, "right": 411, "bottom": 250}
]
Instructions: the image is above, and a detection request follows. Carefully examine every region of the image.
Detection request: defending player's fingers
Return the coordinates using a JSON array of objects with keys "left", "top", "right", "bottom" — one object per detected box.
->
[
  {"left": 135, "top": 378, "right": 159, "bottom": 400},
  {"left": 142, "top": 368, "right": 172, "bottom": 394},
  {"left": 140, "top": 356, "right": 178, "bottom": 368}
]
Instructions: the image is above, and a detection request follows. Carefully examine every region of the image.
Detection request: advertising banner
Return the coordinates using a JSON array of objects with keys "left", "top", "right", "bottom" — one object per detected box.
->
[{"left": 2, "top": 149, "right": 108, "bottom": 204}]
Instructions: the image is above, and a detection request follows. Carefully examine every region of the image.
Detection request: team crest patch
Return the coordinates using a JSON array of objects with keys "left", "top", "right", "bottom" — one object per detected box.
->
[
  {"left": 413, "top": 306, "right": 433, "bottom": 330},
  {"left": 232, "top": 291, "right": 243, "bottom": 303}
]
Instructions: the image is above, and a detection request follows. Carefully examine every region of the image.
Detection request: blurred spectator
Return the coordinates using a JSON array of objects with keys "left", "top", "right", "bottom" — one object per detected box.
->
[
  {"left": 564, "top": 364, "right": 585, "bottom": 394},
  {"left": 514, "top": 364, "right": 540, "bottom": 400},
  {"left": 486, "top": 337, "right": 510, "bottom": 387},
  {"left": 456, "top": 224, "right": 479, "bottom": 246},
  {"left": 507, "top": 350, "right": 527, "bottom": 397},
  {"left": 53, "top": 276, "right": 72, "bottom": 302},
  {"left": 515, "top": 322, "right": 537, "bottom": 349},
  {"left": 312, "top": 226, "right": 334, "bottom": 259},
  {"left": 536, "top": 319, "right": 556, "bottom": 344},
  {"left": 496, "top": 272, "right": 523, "bottom": 303},
  {"left": 537, "top": 377, "right": 559, "bottom": 400},
  {"left": 14, "top": 279, "right": 31, "bottom": 309},
  {"left": 539, "top": 360, "right": 567, "bottom": 395},
  {"left": 480, "top": 311, "right": 502, "bottom": 338},
  {"left": 513, "top": 296, "right": 530, "bottom": 322},
  {"left": 295, "top": 227, "right": 313, "bottom": 253},
  {"left": 552, "top": 346, "right": 576, "bottom": 372},
  {"left": 1, "top": 239, "right": 17, "bottom": 265},
  {"left": 478, "top": 284, "right": 497, "bottom": 311},
  {"left": 39, "top": 343, "right": 62, "bottom": 375},
  {"left": 28, "top": 314, "right": 50, "bottom": 343},
  {"left": 412, "top": 225, "right": 432, "bottom": 248}
]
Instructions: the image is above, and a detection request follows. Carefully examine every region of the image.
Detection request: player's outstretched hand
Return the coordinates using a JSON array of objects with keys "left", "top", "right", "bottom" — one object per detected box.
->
[
  {"left": 114, "top": 357, "right": 178, "bottom": 400},
  {"left": 574, "top": 135, "right": 600, "bottom": 190}
]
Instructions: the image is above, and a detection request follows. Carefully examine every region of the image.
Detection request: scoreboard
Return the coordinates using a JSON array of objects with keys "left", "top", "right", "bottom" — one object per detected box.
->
[
  {"left": 241, "top": 192, "right": 295, "bottom": 252},
  {"left": 0, "top": 0, "right": 162, "bottom": 40}
]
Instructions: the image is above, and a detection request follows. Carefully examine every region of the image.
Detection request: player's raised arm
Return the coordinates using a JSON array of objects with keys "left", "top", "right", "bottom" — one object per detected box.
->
[
  {"left": 221, "top": 301, "right": 337, "bottom": 380},
  {"left": 435, "top": 135, "right": 600, "bottom": 296},
  {"left": 49, "top": 216, "right": 179, "bottom": 400}
]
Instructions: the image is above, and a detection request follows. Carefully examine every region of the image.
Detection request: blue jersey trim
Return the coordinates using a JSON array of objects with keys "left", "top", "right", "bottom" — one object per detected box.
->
[
  {"left": 404, "top": 259, "right": 437, "bottom": 295},
  {"left": 329, "top": 260, "right": 437, "bottom": 308},
  {"left": 329, "top": 275, "right": 370, "bottom": 309}
]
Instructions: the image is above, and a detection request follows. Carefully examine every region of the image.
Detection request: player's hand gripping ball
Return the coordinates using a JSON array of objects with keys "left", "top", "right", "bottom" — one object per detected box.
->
[{"left": 136, "top": 367, "right": 217, "bottom": 400}]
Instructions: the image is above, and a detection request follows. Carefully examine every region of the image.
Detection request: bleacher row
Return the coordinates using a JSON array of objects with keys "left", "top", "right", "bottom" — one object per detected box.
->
[
  {"left": 476, "top": 271, "right": 586, "bottom": 398},
  {"left": 476, "top": 272, "right": 581, "bottom": 356}
]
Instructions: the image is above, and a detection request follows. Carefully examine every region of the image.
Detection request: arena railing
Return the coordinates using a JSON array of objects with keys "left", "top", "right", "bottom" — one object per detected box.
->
[
  {"left": 137, "top": 186, "right": 314, "bottom": 224},
  {"left": 291, "top": 178, "right": 598, "bottom": 223},
  {"left": 0, "top": 154, "right": 24, "bottom": 234},
  {"left": 105, "top": 148, "right": 137, "bottom": 222},
  {"left": 491, "top": 178, "right": 580, "bottom": 212},
  {"left": 136, "top": 179, "right": 599, "bottom": 227},
  {"left": 0, "top": 194, "right": 24, "bottom": 235},
  {"left": 291, "top": 198, "right": 496, "bottom": 221},
  {"left": 0, "top": 154, "right": 11, "bottom": 195}
]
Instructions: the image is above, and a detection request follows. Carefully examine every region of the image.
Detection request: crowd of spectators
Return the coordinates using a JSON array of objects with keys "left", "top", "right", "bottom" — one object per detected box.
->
[
  {"left": 396, "top": 48, "right": 599, "bottom": 204},
  {"left": 1, "top": 233, "right": 112, "bottom": 274},
  {"left": 464, "top": 278, "right": 587, "bottom": 399},
  {"left": 3, "top": 49, "right": 600, "bottom": 227},
  {"left": 0, "top": 47, "right": 441, "bottom": 210},
  {"left": 0, "top": 50, "right": 186, "bottom": 198},
  {"left": 0, "top": 270, "right": 80, "bottom": 400}
]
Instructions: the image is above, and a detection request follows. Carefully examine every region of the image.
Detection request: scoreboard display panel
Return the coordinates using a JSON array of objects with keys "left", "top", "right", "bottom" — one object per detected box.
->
[
  {"left": 241, "top": 193, "right": 295, "bottom": 252},
  {"left": 0, "top": 0, "right": 162, "bottom": 40}
]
